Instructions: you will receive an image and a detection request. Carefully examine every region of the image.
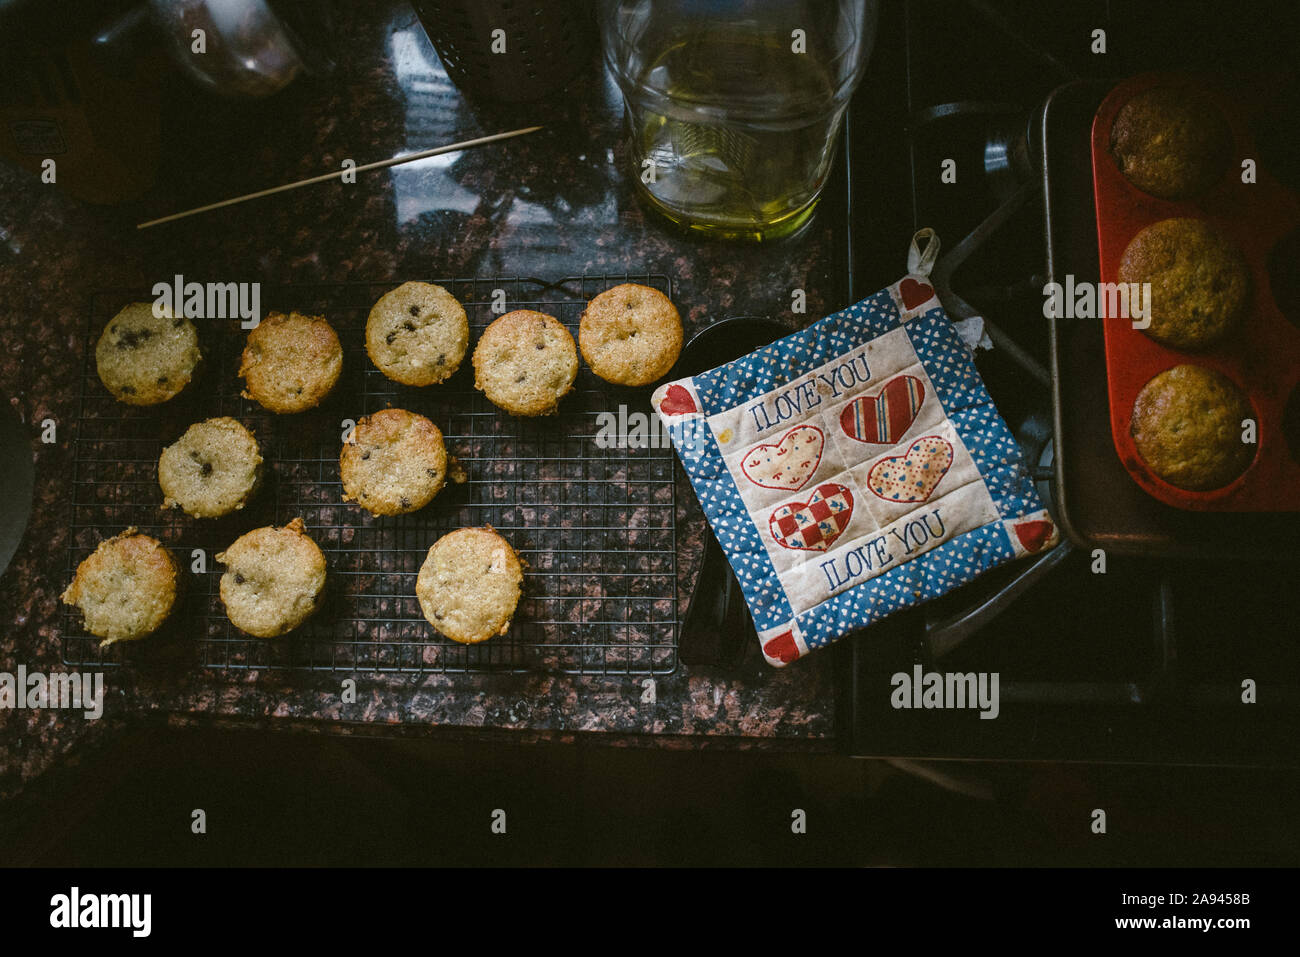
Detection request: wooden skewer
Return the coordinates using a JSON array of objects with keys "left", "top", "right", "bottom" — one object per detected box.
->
[{"left": 136, "top": 126, "right": 545, "bottom": 230}]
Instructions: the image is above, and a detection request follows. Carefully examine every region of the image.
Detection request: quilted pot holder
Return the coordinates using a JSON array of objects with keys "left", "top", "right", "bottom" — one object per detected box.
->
[{"left": 652, "top": 232, "right": 1059, "bottom": 666}]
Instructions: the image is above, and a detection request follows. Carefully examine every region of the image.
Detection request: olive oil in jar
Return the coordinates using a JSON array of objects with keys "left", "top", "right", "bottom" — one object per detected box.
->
[{"left": 624, "top": 30, "right": 846, "bottom": 241}]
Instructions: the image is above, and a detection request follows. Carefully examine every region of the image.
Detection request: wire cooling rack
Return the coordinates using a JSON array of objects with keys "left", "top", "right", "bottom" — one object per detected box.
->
[{"left": 62, "top": 276, "right": 678, "bottom": 675}]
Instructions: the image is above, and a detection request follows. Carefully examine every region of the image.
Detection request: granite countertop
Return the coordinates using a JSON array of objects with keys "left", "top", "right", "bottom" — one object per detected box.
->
[{"left": 0, "top": 2, "right": 847, "bottom": 800}]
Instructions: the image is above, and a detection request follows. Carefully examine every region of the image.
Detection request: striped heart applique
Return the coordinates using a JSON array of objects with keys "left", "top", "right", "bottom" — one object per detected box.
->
[
  {"left": 867, "top": 435, "right": 953, "bottom": 503},
  {"left": 840, "top": 374, "right": 925, "bottom": 445},
  {"left": 769, "top": 482, "right": 854, "bottom": 552},
  {"left": 741, "top": 425, "right": 824, "bottom": 491}
]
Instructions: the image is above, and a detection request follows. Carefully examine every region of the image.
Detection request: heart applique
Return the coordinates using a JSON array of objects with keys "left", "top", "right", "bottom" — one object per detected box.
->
[
  {"left": 899, "top": 277, "right": 934, "bottom": 311},
  {"left": 840, "top": 374, "right": 925, "bottom": 445},
  {"left": 866, "top": 435, "right": 953, "bottom": 503},
  {"left": 659, "top": 383, "right": 697, "bottom": 416},
  {"left": 1014, "top": 519, "right": 1053, "bottom": 553},
  {"left": 741, "top": 425, "right": 824, "bottom": 491},
  {"left": 762, "top": 630, "right": 800, "bottom": 665},
  {"left": 769, "top": 482, "right": 854, "bottom": 552}
]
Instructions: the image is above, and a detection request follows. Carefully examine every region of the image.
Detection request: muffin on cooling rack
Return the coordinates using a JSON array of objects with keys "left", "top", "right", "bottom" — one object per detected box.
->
[
  {"left": 579, "top": 283, "right": 683, "bottom": 386},
  {"left": 95, "top": 302, "right": 202, "bottom": 406},
  {"left": 1131, "top": 364, "right": 1255, "bottom": 491},
  {"left": 1118, "top": 218, "right": 1251, "bottom": 351},
  {"left": 62, "top": 528, "right": 180, "bottom": 646},
  {"left": 158, "top": 417, "right": 263, "bottom": 518},
  {"left": 1109, "top": 84, "right": 1233, "bottom": 199},
  {"left": 238, "top": 311, "right": 343, "bottom": 413},
  {"left": 416, "top": 526, "right": 524, "bottom": 644},
  {"left": 340, "top": 408, "right": 461, "bottom": 516},
  {"left": 472, "top": 310, "right": 578, "bottom": 416},
  {"left": 216, "top": 517, "right": 326, "bottom": 638},
  {"left": 366, "top": 281, "right": 469, "bottom": 386}
]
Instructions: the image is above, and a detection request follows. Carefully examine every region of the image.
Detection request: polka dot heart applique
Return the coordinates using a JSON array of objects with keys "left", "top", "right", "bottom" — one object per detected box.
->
[
  {"left": 741, "top": 425, "right": 824, "bottom": 491},
  {"left": 867, "top": 435, "right": 953, "bottom": 503}
]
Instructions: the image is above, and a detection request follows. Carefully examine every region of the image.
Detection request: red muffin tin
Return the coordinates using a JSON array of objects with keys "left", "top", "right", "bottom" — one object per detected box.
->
[{"left": 1091, "top": 72, "right": 1300, "bottom": 512}]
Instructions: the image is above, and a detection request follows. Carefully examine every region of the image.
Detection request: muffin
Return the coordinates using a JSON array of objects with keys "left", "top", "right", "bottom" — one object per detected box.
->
[
  {"left": 416, "top": 526, "right": 524, "bottom": 644},
  {"left": 216, "top": 517, "right": 326, "bottom": 638},
  {"left": 579, "top": 283, "right": 683, "bottom": 386},
  {"left": 1118, "top": 218, "right": 1251, "bottom": 350},
  {"left": 366, "top": 281, "right": 469, "bottom": 386},
  {"left": 158, "top": 417, "right": 263, "bottom": 518},
  {"left": 62, "top": 528, "right": 179, "bottom": 646},
  {"left": 472, "top": 310, "right": 578, "bottom": 416},
  {"left": 95, "top": 302, "right": 201, "bottom": 406},
  {"left": 1110, "top": 84, "right": 1233, "bottom": 199},
  {"left": 238, "top": 311, "right": 343, "bottom": 413},
  {"left": 1131, "top": 364, "right": 1255, "bottom": 491},
  {"left": 340, "top": 408, "right": 452, "bottom": 516}
]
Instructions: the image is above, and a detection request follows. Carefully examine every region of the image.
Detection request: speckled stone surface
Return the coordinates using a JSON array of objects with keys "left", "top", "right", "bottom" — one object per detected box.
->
[{"left": 0, "top": 2, "right": 847, "bottom": 799}]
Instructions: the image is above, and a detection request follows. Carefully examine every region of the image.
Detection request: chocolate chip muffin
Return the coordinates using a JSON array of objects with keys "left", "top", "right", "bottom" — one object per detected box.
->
[
  {"left": 62, "top": 528, "right": 179, "bottom": 646},
  {"left": 158, "top": 417, "right": 263, "bottom": 518},
  {"left": 1118, "top": 218, "right": 1251, "bottom": 350},
  {"left": 1131, "top": 364, "right": 1255, "bottom": 491},
  {"left": 216, "top": 517, "right": 326, "bottom": 638},
  {"left": 366, "top": 281, "right": 469, "bottom": 386},
  {"left": 95, "top": 302, "right": 201, "bottom": 406},
  {"left": 472, "top": 310, "right": 578, "bottom": 416},
  {"left": 340, "top": 408, "right": 454, "bottom": 516},
  {"left": 238, "top": 311, "right": 343, "bottom": 413},
  {"left": 579, "top": 283, "right": 683, "bottom": 386},
  {"left": 416, "top": 526, "right": 524, "bottom": 644},
  {"left": 1110, "top": 84, "right": 1233, "bottom": 199}
]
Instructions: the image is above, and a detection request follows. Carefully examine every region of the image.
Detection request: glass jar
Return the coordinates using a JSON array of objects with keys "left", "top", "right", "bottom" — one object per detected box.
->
[{"left": 602, "top": 0, "right": 877, "bottom": 241}]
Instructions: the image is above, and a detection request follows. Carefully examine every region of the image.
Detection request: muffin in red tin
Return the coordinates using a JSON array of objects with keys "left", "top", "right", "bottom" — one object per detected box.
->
[{"left": 1130, "top": 364, "right": 1255, "bottom": 491}]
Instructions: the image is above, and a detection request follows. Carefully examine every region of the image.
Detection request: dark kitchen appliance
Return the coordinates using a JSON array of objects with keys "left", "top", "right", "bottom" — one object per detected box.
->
[
  {"left": 838, "top": 0, "right": 1300, "bottom": 765},
  {"left": 1048, "top": 81, "right": 1300, "bottom": 559},
  {"left": 62, "top": 275, "right": 678, "bottom": 677}
]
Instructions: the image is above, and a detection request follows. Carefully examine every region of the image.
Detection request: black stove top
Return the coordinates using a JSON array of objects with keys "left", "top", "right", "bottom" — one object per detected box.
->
[{"left": 838, "top": 0, "right": 1300, "bottom": 764}]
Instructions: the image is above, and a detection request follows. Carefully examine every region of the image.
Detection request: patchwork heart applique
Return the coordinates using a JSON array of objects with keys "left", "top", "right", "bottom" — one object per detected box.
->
[
  {"left": 899, "top": 277, "right": 934, "bottom": 311},
  {"left": 741, "top": 425, "right": 824, "bottom": 491},
  {"left": 1014, "top": 519, "right": 1053, "bottom": 553},
  {"left": 769, "top": 482, "right": 854, "bottom": 552},
  {"left": 867, "top": 435, "right": 953, "bottom": 503},
  {"left": 840, "top": 374, "right": 925, "bottom": 445},
  {"left": 658, "top": 383, "right": 697, "bottom": 416}
]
